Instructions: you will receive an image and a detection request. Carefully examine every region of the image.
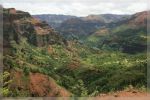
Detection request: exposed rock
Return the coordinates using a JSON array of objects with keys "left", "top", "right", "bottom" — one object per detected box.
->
[{"left": 3, "top": 8, "right": 66, "bottom": 50}]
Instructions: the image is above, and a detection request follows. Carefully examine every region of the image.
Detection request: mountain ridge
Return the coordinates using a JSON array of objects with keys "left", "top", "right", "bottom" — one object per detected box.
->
[{"left": 32, "top": 14, "right": 76, "bottom": 28}]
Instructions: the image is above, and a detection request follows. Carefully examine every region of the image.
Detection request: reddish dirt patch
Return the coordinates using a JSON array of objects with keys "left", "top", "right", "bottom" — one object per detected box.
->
[
  {"left": 29, "top": 73, "right": 71, "bottom": 97},
  {"left": 97, "top": 90, "right": 150, "bottom": 100},
  {"left": 10, "top": 70, "right": 28, "bottom": 90},
  {"left": 12, "top": 71, "right": 23, "bottom": 86},
  {"left": 115, "top": 90, "right": 147, "bottom": 97},
  {"left": 95, "top": 28, "right": 109, "bottom": 36},
  {"left": 67, "top": 60, "right": 81, "bottom": 70},
  {"left": 47, "top": 46, "right": 54, "bottom": 54}
]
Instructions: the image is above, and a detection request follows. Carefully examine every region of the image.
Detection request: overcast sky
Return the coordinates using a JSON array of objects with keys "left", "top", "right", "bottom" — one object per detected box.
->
[{"left": 0, "top": 0, "right": 148, "bottom": 16}]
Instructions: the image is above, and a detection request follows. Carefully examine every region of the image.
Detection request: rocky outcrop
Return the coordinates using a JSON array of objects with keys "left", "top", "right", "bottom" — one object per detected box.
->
[{"left": 3, "top": 8, "right": 66, "bottom": 49}]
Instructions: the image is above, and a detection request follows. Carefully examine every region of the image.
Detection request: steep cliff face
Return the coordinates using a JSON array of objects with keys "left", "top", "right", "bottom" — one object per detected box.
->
[{"left": 3, "top": 8, "right": 66, "bottom": 50}]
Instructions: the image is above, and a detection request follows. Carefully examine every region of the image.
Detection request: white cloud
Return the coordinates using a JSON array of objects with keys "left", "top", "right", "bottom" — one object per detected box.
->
[{"left": 0, "top": 0, "right": 148, "bottom": 16}]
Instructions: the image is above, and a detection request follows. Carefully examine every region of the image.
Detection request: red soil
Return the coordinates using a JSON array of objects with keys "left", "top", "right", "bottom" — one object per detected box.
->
[
  {"left": 97, "top": 90, "right": 150, "bottom": 100},
  {"left": 29, "top": 73, "right": 71, "bottom": 97},
  {"left": 10, "top": 70, "right": 28, "bottom": 90}
]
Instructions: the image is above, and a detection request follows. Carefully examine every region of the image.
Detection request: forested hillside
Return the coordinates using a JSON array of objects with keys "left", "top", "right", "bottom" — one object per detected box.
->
[{"left": 1, "top": 8, "right": 148, "bottom": 97}]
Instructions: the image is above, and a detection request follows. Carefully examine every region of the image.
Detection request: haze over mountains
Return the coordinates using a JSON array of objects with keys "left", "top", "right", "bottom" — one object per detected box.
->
[
  {"left": 33, "top": 14, "right": 76, "bottom": 28},
  {"left": 33, "top": 13, "right": 130, "bottom": 28},
  {"left": 33, "top": 13, "right": 131, "bottom": 38}
]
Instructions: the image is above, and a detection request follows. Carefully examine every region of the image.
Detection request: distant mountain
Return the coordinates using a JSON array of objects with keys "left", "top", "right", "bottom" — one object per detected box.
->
[
  {"left": 32, "top": 12, "right": 147, "bottom": 53},
  {"left": 82, "top": 14, "right": 130, "bottom": 23},
  {"left": 57, "top": 17, "right": 106, "bottom": 37},
  {"left": 110, "top": 11, "right": 147, "bottom": 53},
  {"left": 32, "top": 14, "right": 130, "bottom": 36},
  {"left": 125, "top": 11, "right": 147, "bottom": 27},
  {"left": 32, "top": 14, "right": 76, "bottom": 28},
  {"left": 57, "top": 14, "right": 130, "bottom": 37},
  {"left": 87, "top": 11, "right": 148, "bottom": 53}
]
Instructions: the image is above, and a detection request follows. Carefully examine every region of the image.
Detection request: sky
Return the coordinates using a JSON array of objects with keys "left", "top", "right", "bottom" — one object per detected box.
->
[{"left": 0, "top": 0, "right": 149, "bottom": 16}]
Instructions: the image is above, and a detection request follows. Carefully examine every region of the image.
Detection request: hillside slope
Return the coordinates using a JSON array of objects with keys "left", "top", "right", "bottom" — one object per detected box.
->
[
  {"left": 3, "top": 8, "right": 70, "bottom": 97},
  {"left": 86, "top": 11, "right": 147, "bottom": 53}
]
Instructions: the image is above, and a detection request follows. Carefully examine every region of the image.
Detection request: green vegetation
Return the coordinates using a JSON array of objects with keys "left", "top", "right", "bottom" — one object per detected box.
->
[
  {"left": 3, "top": 36, "right": 147, "bottom": 96},
  {"left": 0, "top": 71, "right": 12, "bottom": 96},
  {"left": 85, "top": 25, "right": 147, "bottom": 54},
  {"left": 3, "top": 8, "right": 147, "bottom": 97}
]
